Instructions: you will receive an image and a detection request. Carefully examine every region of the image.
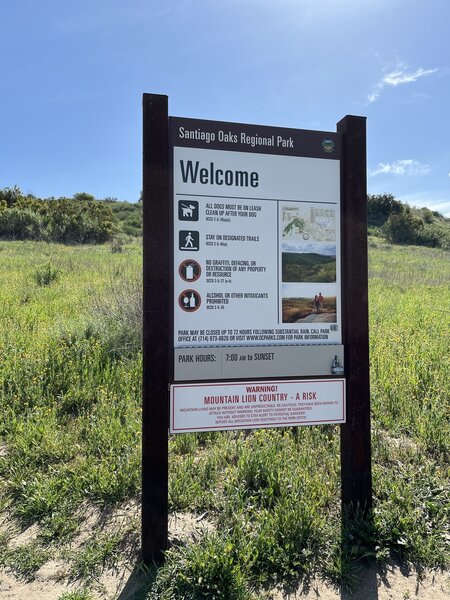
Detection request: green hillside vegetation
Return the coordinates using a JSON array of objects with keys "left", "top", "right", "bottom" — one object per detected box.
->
[
  {"left": 102, "top": 197, "right": 142, "bottom": 237},
  {"left": 368, "top": 193, "right": 450, "bottom": 249},
  {"left": 0, "top": 186, "right": 142, "bottom": 243},
  {"left": 282, "top": 252, "right": 336, "bottom": 282},
  {"left": 2, "top": 186, "right": 448, "bottom": 251},
  {"left": 0, "top": 238, "right": 448, "bottom": 598}
]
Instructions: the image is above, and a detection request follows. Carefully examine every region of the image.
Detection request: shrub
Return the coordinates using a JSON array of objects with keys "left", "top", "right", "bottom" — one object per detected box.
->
[
  {"left": 91, "top": 270, "right": 142, "bottom": 356},
  {"left": 33, "top": 262, "right": 61, "bottom": 286},
  {"left": 0, "top": 185, "right": 23, "bottom": 208},
  {"left": 110, "top": 236, "right": 124, "bottom": 253},
  {"left": 0, "top": 187, "right": 118, "bottom": 244},
  {"left": 382, "top": 211, "right": 424, "bottom": 244},
  {"left": 0, "top": 208, "right": 44, "bottom": 240},
  {"left": 45, "top": 197, "right": 117, "bottom": 243},
  {"left": 420, "top": 207, "right": 434, "bottom": 224},
  {"left": 368, "top": 193, "right": 403, "bottom": 227},
  {"left": 149, "top": 534, "right": 250, "bottom": 600}
]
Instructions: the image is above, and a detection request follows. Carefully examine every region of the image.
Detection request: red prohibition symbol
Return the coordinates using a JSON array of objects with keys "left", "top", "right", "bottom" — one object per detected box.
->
[
  {"left": 178, "top": 259, "right": 201, "bottom": 283},
  {"left": 178, "top": 289, "right": 201, "bottom": 312}
]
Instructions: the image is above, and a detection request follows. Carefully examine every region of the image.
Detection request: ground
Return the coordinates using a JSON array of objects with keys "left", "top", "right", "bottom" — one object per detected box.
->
[{"left": 0, "top": 506, "right": 448, "bottom": 600}]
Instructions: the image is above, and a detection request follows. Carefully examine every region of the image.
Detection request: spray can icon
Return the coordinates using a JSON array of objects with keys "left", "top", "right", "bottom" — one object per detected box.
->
[
  {"left": 185, "top": 264, "right": 194, "bottom": 280},
  {"left": 179, "top": 259, "right": 201, "bottom": 283}
]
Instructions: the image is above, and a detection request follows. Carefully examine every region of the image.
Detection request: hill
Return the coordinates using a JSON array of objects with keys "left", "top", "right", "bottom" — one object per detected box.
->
[
  {"left": 282, "top": 252, "right": 336, "bottom": 282},
  {"left": 368, "top": 193, "right": 450, "bottom": 249}
]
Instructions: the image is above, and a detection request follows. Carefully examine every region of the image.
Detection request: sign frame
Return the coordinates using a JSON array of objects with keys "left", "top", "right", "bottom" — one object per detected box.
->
[{"left": 142, "top": 93, "right": 371, "bottom": 564}]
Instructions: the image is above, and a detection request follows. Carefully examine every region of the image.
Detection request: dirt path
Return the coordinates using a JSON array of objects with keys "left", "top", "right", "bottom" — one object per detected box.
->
[{"left": 296, "top": 312, "right": 336, "bottom": 323}]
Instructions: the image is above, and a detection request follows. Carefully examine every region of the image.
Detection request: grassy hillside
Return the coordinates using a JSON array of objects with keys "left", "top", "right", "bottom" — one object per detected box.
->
[
  {"left": 0, "top": 238, "right": 448, "bottom": 599},
  {"left": 282, "top": 252, "right": 336, "bottom": 282}
]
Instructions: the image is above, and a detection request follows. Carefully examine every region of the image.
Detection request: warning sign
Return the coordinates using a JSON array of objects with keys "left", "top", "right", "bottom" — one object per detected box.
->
[{"left": 170, "top": 378, "right": 345, "bottom": 433}]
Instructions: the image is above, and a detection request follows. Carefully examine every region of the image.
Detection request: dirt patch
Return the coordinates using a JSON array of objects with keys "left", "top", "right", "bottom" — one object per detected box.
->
[
  {"left": 169, "top": 510, "right": 215, "bottom": 545},
  {"left": 0, "top": 507, "right": 215, "bottom": 600},
  {"left": 271, "top": 565, "right": 450, "bottom": 599},
  {"left": 0, "top": 506, "right": 448, "bottom": 600}
]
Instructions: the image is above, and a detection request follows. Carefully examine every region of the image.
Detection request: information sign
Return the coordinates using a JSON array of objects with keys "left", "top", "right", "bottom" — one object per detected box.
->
[
  {"left": 142, "top": 94, "right": 371, "bottom": 564},
  {"left": 171, "top": 118, "right": 344, "bottom": 380},
  {"left": 170, "top": 378, "right": 345, "bottom": 433}
]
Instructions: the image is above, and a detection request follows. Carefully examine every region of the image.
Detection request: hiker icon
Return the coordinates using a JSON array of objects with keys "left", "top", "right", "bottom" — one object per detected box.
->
[
  {"left": 179, "top": 290, "right": 201, "bottom": 312},
  {"left": 179, "top": 230, "right": 199, "bottom": 251},
  {"left": 178, "top": 200, "right": 199, "bottom": 221},
  {"left": 179, "top": 259, "right": 201, "bottom": 282}
]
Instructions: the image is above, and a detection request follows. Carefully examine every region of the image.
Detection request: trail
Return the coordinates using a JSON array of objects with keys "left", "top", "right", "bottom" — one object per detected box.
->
[{"left": 296, "top": 312, "right": 336, "bottom": 323}]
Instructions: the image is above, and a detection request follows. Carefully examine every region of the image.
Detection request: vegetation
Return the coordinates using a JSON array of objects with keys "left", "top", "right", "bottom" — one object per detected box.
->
[
  {"left": 102, "top": 197, "right": 142, "bottom": 237},
  {"left": 0, "top": 236, "right": 448, "bottom": 598},
  {"left": 0, "top": 186, "right": 142, "bottom": 244},
  {"left": 2, "top": 186, "right": 448, "bottom": 251},
  {"left": 368, "top": 193, "right": 450, "bottom": 249},
  {"left": 367, "top": 193, "right": 403, "bottom": 227},
  {"left": 282, "top": 252, "right": 336, "bottom": 282}
]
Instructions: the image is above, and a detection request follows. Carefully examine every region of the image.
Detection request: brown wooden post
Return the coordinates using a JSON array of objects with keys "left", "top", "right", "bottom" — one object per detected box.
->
[
  {"left": 337, "top": 115, "right": 372, "bottom": 513},
  {"left": 142, "top": 93, "right": 170, "bottom": 563}
]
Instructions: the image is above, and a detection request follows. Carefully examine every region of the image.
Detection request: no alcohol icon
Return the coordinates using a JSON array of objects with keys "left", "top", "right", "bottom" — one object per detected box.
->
[
  {"left": 179, "top": 259, "right": 201, "bottom": 283},
  {"left": 179, "top": 290, "right": 201, "bottom": 312}
]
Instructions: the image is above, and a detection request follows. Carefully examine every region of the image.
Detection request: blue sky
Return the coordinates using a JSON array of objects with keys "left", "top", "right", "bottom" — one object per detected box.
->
[{"left": 1, "top": 0, "right": 449, "bottom": 215}]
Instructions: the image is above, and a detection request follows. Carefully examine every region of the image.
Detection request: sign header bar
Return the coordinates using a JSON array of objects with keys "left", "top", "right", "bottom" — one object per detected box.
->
[{"left": 170, "top": 117, "right": 342, "bottom": 160}]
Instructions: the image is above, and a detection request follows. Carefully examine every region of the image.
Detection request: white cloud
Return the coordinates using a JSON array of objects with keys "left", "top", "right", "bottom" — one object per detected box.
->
[
  {"left": 367, "top": 66, "right": 438, "bottom": 104},
  {"left": 370, "top": 160, "right": 430, "bottom": 177}
]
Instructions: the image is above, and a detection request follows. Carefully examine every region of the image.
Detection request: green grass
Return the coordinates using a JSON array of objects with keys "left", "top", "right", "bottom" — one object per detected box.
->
[
  {"left": 0, "top": 534, "right": 50, "bottom": 580},
  {"left": 68, "top": 531, "right": 123, "bottom": 581},
  {"left": 58, "top": 590, "right": 94, "bottom": 600},
  {"left": 0, "top": 237, "right": 448, "bottom": 598},
  {"left": 0, "top": 240, "right": 142, "bottom": 530}
]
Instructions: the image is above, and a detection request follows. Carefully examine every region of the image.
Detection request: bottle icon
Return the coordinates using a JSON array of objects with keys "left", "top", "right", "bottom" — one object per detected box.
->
[{"left": 179, "top": 290, "right": 201, "bottom": 312}]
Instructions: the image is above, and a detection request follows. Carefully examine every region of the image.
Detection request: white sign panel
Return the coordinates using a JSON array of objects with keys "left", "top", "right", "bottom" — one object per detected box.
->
[
  {"left": 170, "top": 378, "right": 345, "bottom": 433},
  {"left": 171, "top": 118, "right": 343, "bottom": 380}
]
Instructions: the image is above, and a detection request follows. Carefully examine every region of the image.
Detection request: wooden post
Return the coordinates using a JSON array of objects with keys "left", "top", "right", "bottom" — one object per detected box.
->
[
  {"left": 337, "top": 115, "right": 372, "bottom": 513},
  {"left": 142, "top": 93, "right": 170, "bottom": 563}
]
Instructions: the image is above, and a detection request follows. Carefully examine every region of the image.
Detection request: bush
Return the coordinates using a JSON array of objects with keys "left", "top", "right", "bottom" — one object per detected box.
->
[
  {"left": 0, "top": 187, "right": 118, "bottom": 244},
  {"left": 382, "top": 211, "right": 424, "bottom": 245},
  {"left": 45, "top": 197, "right": 117, "bottom": 243},
  {"left": 368, "top": 193, "right": 403, "bottom": 227},
  {"left": 33, "top": 262, "right": 61, "bottom": 286},
  {"left": 91, "top": 270, "right": 142, "bottom": 356},
  {"left": 0, "top": 208, "right": 44, "bottom": 240}
]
